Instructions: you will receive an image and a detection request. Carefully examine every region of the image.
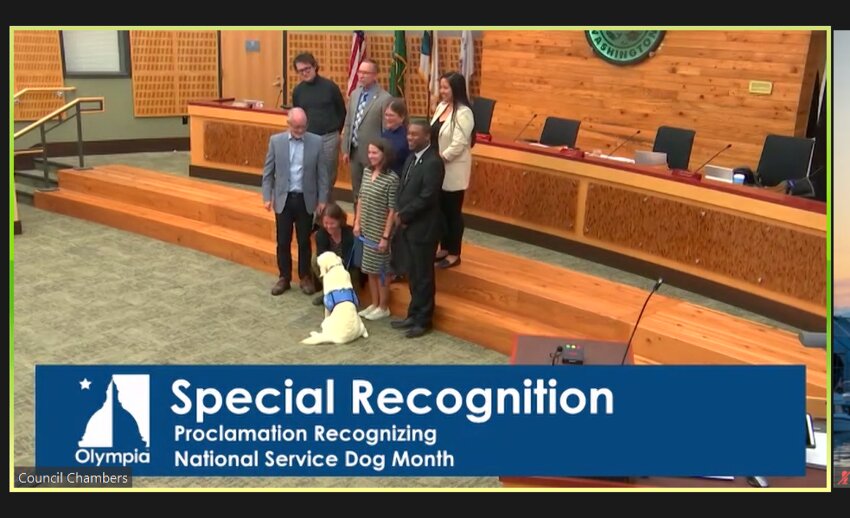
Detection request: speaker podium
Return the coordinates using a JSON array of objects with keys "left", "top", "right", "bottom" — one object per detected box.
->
[{"left": 511, "top": 335, "right": 633, "bottom": 366}]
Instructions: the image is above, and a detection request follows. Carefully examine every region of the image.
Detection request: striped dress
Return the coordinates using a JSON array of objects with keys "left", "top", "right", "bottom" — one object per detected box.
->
[{"left": 358, "top": 167, "right": 399, "bottom": 275}]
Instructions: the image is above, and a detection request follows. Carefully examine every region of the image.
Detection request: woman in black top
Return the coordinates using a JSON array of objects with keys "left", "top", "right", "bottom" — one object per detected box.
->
[{"left": 311, "top": 203, "right": 358, "bottom": 305}]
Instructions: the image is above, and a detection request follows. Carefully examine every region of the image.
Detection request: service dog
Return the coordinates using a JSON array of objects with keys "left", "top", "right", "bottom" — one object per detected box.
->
[{"left": 300, "top": 252, "right": 369, "bottom": 345}]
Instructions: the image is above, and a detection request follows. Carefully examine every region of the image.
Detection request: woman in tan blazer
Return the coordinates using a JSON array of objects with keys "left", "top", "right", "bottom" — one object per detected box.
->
[{"left": 429, "top": 71, "right": 475, "bottom": 269}]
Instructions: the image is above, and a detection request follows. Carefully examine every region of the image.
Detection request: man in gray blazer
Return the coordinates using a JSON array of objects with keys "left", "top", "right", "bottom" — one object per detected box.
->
[
  {"left": 341, "top": 58, "right": 392, "bottom": 199},
  {"left": 262, "top": 107, "right": 330, "bottom": 296}
]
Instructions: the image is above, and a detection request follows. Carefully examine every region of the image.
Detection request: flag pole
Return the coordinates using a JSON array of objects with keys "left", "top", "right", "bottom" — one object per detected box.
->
[{"left": 426, "top": 77, "right": 432, "bottom": 119}]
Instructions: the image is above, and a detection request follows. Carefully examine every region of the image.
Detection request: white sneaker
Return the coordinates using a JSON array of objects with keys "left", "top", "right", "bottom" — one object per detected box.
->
[
  {"left": 358, "top": 304, "right": 377, "bottom": 317},
  {"left": 364, "top": 307, "right": 391, "bottom": 321}
]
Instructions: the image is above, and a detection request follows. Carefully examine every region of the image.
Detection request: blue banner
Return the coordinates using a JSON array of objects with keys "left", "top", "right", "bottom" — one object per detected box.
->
[{"left": 35, "top": 365, "right": 806, "bottom": 477}]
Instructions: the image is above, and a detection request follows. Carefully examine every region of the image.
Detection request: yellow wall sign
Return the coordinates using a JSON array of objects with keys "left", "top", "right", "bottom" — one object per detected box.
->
[{"left": 749, "top": 80, "right": 774, "bottom": 95}]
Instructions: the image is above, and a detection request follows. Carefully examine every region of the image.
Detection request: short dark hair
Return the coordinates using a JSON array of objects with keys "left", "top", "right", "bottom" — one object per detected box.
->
[
  {"left": 409, "top": 118, "right": 430, "bottom": 132},
  {"left": 360, "top": 58, "right": 379, "bottom": 74},
  {"left": 386, "top": 98, "right": 409, "bottom": 125},
  {"left": 293, "top": 52, "right": 319, "bottom": 72}
]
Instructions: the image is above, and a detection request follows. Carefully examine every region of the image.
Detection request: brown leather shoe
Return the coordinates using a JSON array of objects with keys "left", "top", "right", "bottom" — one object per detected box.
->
[
  {"left": 271, "top": 278, "right": 290, "bottom": 296},
  {"left": 300, "top": 277, "right": 317, "bottom": 295}
]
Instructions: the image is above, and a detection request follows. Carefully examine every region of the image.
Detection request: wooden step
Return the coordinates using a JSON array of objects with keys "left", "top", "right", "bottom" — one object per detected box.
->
[
  {"left": 379, "top": 285, "right": 658, "bottom": 365},
  {"left": 434, "top": 254, "right": 639, "bottom": 342},
  {"left": 34, "top": 167, "right": 827, "bottom": 416},
  {"left": 93, "top": 164, "right": 260, "bottom": 198},
  {"left": 434, "top": 251, "right": 824, "bottom": 378},
  {"left": 34, "top": 189, "right": 282, "bottom": 278},
  {"left": 57, "top": 168, "right": 273, "bottom": 240}
]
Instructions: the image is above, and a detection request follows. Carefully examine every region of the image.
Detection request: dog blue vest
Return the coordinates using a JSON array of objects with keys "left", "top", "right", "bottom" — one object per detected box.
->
[{"left": 324, "top": 288, "right": 360, "bottom": 313}]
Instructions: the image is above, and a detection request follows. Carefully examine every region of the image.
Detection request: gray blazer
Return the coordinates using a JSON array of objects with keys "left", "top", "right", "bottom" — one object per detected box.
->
[
  {"left": 262, "top": 131, "right": 329, "bottom": 214},
  {"left": 341, "top": 85, "right": 393, "bottom": 161}
]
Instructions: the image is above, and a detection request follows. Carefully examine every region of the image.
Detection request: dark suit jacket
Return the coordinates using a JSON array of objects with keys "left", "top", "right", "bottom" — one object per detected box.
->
[{"left": 395, "top": 146, "right": 445, "bottom": 244}]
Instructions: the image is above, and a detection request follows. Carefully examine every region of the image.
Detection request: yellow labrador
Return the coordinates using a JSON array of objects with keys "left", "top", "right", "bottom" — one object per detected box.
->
[{"left": 301, "top": 252, "right": 369, "bottom": 345}]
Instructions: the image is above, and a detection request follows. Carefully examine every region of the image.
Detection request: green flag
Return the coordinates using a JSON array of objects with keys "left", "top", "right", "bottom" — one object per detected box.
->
[{"left": 389, "top": 31, "right": 407, "bottom": 98}]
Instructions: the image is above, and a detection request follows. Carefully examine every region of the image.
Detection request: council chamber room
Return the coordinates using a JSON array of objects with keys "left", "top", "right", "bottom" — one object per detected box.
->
[{"left": 12, "top": 28, "right": 828, "bottom": 489}]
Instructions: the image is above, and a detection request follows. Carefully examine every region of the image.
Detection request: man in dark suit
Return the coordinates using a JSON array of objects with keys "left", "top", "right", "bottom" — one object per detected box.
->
[
  {"left": 390, "top": 119, "right": 446, "bottom": 338},
  {"left": 262, "top": 107, "right": 330, "bottom": 296}
]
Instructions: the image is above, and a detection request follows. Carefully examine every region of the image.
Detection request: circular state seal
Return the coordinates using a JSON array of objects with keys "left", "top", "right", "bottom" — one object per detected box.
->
[{"left": 585, "top": 31, "right": 665, "bottom": 65}]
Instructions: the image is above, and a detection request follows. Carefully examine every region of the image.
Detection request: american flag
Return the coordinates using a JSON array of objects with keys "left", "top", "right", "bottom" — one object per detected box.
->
[{"left": 347, "top": 30, "right": 366, "bottom": 96}]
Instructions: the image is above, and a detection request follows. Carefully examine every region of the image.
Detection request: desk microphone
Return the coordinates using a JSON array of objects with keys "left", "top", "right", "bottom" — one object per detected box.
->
[
  {"left": 608, "top": 129, "right": 641, "bottom": 157},
  {"left": 273, "top": 76, "right": 283, "bottom": 108},
  {"left": 694, "top": 143, "right": 733, "bottom": 173},
  {"left": 550, "top": 345, "right": 564, "bottom": 366},
  {"left": 620, "top": 278, "right": 664, "bottom": 365},
  {"left": 513, "top": 113, "right": 538, "bottom": 142}
]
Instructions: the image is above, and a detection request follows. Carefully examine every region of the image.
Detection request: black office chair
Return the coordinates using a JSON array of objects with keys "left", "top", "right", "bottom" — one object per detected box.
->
[
  {"left": 653, "top": 126, "right": 696, "bottom": 170},
  {"left": 539, "top": 116, "right": 581, "bottom": 148},
  {"left": 755, "top": 134, "right": 815, "bottom": 187},
  {"left": 470, "top": 97, "right": 496, "bottom": 136}
]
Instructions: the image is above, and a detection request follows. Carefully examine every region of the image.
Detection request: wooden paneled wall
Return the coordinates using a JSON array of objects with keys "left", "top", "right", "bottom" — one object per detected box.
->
[
  {"left": 220, "top": 31, "right": 284, "bottom": 109},
  {"left": 480, "top": 30, "right": 825, "bottom": 169},
  {"left": 130, "top": 30, "right": 220, "bottom": 117},
  {"left": 13, "top": 30, "right": 65, "bottom": 122},
  {"left": 286, "top": 31, "right": 482, "bottom": 116}
]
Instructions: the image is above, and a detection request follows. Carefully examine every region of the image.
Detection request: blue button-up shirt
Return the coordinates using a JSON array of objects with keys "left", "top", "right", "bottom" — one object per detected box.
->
[{"left": 289, "top": 134, "right": 304, "bottom": 193}]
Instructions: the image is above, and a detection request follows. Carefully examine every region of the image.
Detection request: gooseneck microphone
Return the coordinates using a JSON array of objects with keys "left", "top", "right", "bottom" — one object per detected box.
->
[
  {"left": 550, "top": 345, "right": 564, "bottom": 366},
  {"left": 513, "top": 113, "right": 538, "bottom": 142},
  {"left": 620, "top": 278, "right": 664, "bottom": 365},
  {"left": 608, "top": 129, "right": 642, "bottom": 157},
  {"left": 694, "top": 144, "right": 733, "bottom": 173}
]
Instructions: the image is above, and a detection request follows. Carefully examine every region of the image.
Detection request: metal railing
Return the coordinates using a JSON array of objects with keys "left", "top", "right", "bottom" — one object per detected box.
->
[
  {"left": 13, "top": 86, "right": 77, "bottom": 101},
  {"left": 13, "top": 96, "right": 104, "bottom": 187}
]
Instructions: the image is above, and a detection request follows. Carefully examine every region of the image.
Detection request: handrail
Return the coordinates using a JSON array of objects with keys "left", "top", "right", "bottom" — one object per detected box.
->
[
  {"left": 14, "top": 86, "right": 77, "bottom": 100},
  {"left": 13, "top": 96, "right": 104, "bottom": 187},
  {"left": 13, "top": 97, "right": 104, "bottom": 140}
]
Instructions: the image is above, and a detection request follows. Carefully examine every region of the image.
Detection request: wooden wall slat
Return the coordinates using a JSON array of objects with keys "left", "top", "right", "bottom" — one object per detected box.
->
[
  {"left": 480, "top": 30, "right": 824, "bottom": 169},
  {"left": 131, "top": 30, "right": 219, "bottom": 117},
  {"left": 13, "top": 30, "right": 65, "bottom": 122}
]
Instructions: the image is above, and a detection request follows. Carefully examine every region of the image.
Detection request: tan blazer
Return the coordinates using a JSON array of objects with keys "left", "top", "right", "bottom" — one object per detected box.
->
[{"left": 430, "top": 101, "right": 475, "bottom": 191}]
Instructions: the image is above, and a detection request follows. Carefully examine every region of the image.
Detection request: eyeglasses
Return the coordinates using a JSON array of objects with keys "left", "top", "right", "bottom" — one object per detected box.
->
[{"left": 296, "top": 66, "right": 314, "bottom": 74}]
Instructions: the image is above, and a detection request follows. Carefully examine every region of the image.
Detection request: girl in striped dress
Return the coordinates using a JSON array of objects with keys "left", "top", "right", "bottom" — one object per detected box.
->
[{"left": 353, "top": 139, "right": 399, "bottom": 320}]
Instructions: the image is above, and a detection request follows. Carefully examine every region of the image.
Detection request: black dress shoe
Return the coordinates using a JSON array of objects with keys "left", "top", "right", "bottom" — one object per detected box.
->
[
  {"left": 391, "top": 318, "right": 416, "bottom": 329},
  {"left": 405, "top": 326, "right": 431, "bottom": 338},
  {"left": 312, "top": 294, "right": 324, "bottom": 306}
]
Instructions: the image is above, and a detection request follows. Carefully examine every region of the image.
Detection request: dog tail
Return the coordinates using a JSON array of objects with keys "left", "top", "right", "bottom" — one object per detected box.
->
[{"left": 301, "top": 332, "right": 330, "bottom": 345}]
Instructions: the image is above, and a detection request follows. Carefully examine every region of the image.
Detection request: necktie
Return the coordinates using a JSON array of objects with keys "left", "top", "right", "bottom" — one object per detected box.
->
[
  {"left": 351, "top": 91, "right": 368, "bottom": 148},
  {"left": 403, "top": 155, "right": 417, "bottom": 185}
]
